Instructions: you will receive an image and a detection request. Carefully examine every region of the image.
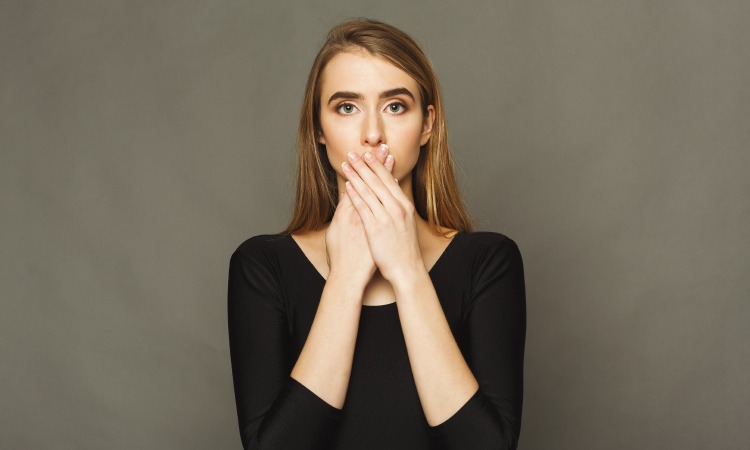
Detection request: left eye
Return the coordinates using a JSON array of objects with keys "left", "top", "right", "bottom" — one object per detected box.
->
[{"left": 388, "top": 102, "right": 406, "bottom": 113}]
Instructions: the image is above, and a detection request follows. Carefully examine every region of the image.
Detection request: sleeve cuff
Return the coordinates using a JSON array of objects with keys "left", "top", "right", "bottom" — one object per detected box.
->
[
  {"left": 428, "top": 387, "right": 506, "bottom": 444},
  {"left": 240, "top": 376, "right": 343, "bottom": 448},
  {"left": 284, "top": 375, "right": 345, "bottom": 420}
]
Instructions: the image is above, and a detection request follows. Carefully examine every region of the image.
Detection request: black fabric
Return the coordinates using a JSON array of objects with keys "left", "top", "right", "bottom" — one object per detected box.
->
[{"left": 227, "top": 230, "right": 526, "bottom": 450}]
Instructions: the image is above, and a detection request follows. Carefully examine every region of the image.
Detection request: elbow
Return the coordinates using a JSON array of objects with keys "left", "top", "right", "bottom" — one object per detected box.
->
[
  {"left": 239, "top": 421, "right": 261, "bottom": 450},
  {"left": 488, "top": 401, "right": 520, "bottom": 450},
  {"left": 498, "top": 412, "right": 521, "bottom": 450},
  {"left": 503, "top": 429, "right": 519, "bottom": 450},
  {"left": 239, "top": 429, "right": 251, "bottom": 450}
]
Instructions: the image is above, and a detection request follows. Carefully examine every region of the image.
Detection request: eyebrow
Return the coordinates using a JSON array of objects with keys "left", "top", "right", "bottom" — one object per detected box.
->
[{"left": 327, "top": 87, "right": 415, "bottom": 105}]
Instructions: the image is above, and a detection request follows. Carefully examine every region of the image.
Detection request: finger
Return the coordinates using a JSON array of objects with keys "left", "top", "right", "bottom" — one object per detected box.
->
[
  {"left": 338, "top": 189, "right": 354, "bottom": 208},
  {"left": 385, "top": 153, "right": 398, "bottom": 187},
  {"left": 376, "top": 145, "right": 395, "bottom": 176},
  {"left": 378, "top": 145, "right": 395, "bottom": 178},
  {"left": 361, "top": 146, "right": 403, "bottom": 204},
  {"left": 342, "top": 156, "right": 390, "bottom": 221},
  {"left": 345, "top": 180, "right": 374, "bottom": 225},
  {"left": 385, "top": 153, "right": 394, "bottom": 173},
  {"left": 335, "top": 190, "right": 348, "bottom": 214},
  {"left": 372, "top": 144, "right": 392, "bottom": 171},
  {"left": 345, "top": 148, "right": 401, "bottom": 216},
  {"left": 374, "top": 143, "right": 389, "bottom": 168},
  {"left": 381, "top": 152, "right": 402, "bottom": 192}
]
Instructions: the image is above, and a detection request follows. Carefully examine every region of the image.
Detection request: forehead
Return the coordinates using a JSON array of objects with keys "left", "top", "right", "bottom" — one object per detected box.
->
[{"left": 320, "top": 50, "right": 418, "bottom": 96}]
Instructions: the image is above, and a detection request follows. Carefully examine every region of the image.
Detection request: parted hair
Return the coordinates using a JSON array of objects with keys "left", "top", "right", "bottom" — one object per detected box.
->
[{"left": 279, "top": 17, "right": 476, "bottom": 236}]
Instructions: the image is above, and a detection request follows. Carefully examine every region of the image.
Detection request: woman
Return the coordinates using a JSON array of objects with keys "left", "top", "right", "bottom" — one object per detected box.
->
[{"left": 228, "top": 18, "right": 526, "bottom": 450}]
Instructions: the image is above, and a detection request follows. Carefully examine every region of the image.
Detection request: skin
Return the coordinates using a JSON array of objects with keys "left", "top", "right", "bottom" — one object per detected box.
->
[
  {"left": 292, "top": 48, "right": 480, "bottom": 426},
  {"left": 317, "top": 49, "right": 432, "bottom": 211},
  {"left": 317, "top": 48, "right": 456, "bottom": 282}
]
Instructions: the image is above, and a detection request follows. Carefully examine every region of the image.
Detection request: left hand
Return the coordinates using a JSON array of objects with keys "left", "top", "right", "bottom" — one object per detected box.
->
[{"left": 341, "top": 144, "right": 423, "bottom": 282}]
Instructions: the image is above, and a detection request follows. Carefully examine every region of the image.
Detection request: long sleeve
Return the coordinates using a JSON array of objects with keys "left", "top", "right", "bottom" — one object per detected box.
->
[
  {"left": 227, "top": 243, "right": 343, "bottom": 450},
  {"left": 428, "top": 235, "right": 527, "bottom": 450}
]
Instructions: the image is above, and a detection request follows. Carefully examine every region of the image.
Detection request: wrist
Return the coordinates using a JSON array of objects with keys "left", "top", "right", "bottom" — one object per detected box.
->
[
  {"left": 327, "top": 268, "right": 370, "bottom": 291},
  {"left": 386, "top": 263, "right": 429, "bottom": 295}
]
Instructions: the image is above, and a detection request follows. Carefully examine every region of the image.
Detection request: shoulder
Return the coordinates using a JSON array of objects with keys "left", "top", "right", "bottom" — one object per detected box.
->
[
  {"left": 234, "top": 233, "right": 288, "bottom": 257},
  {"left": 462, "top": 231, "right": 523, "bottom": 275},
  {"left": 230, "top": 234, "right": 289, "bottom": 281},
  {"left": 463, "top": 231, "right": 521, "bottom": 256},
  {"left": 228, "top": 235, "right": 288, "bottom": 305},
  {"left": 230, "top": 234, "right": 291, "bottom": 275},
  {"left": 463, "top": 232, "right": 525, "bottom": 311}
]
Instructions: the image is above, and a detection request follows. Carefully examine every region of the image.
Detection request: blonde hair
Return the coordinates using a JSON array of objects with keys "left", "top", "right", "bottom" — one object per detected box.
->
[{"left": 279, "top": 17, "right": 477, "bottom": 236}]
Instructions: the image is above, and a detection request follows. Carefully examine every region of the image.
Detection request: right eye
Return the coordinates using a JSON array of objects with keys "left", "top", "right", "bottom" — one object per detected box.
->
[{"left": 337, "top": 102, "right": 358, "bottom": 115}]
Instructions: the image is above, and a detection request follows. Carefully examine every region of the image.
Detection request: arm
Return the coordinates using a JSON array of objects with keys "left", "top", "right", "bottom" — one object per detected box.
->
[
  {"left": 227, "top": 244, "right": 365, "bottom": 449},
  {"left": 390, "top": 235, "right": 526, "bottom": 450}
]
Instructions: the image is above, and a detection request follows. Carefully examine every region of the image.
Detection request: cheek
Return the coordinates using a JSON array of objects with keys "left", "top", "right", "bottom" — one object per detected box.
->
[
  {"left": 390, "top": 128, "right": 424, "bottom": 152},
  {"left": 390, "top": 116, "right": 424, "bottom": 143},
  {"left": 320, "top": 117, "right": 356, "bottom": 146},
  {"left": 320, "top": 128, "right": 355, "bottom": 175}
]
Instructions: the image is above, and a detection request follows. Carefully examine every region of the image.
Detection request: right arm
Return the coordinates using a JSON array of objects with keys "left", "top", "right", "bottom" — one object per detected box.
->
[
  {"left": 289, "top": 268, "right": 365, "bottom": 410},
  {"left": 227, "top": 245, "right": 365, "bottom": 450}
]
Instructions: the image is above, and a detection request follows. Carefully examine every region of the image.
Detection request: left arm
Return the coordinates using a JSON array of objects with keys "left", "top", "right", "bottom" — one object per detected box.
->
[
  {"left": 391, "top": 236, "right": 526, "bottom": 450},
  {"left": 341, "top": 151, "right": 526, "bottom": 448},
  {"left": 390, "top": 267, "right": 479, "bottom": 426}
]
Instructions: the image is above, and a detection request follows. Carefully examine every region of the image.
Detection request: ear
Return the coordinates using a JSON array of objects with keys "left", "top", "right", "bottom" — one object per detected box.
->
[
  {"left": 419, "top": 105, "right": 435, "bottom": 147},
  {"left": 317, "top": 131, "right": 326, "bottom": 145}
]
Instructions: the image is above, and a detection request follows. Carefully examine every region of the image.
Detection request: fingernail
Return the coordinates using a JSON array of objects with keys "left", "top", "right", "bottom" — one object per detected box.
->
[
  {"left": 378, "top": 144, "right": 388, "bottom": 157},
  {"left": 386, "top": 154, "right": 394, "bottom": 165},
  {"left": 347, "top": 151, "right": 359, "bottom": 162},
  {"left": 364, "top": 151, "right": 374, "bottom": 162}
]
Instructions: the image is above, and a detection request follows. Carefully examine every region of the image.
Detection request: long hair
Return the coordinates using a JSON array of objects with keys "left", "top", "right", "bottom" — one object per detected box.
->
[{"left": 278, "top": 18, "right": 477, "bottom": 236}]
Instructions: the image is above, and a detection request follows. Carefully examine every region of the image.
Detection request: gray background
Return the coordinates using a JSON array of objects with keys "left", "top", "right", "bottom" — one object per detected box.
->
[{"left": 1, "top": 1, "right": 747, "bottom": 449}]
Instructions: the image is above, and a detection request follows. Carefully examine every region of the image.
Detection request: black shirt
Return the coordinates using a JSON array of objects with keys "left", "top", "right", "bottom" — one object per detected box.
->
[{"left": 227, "top": 230, "right": 526, "bottom": 449}]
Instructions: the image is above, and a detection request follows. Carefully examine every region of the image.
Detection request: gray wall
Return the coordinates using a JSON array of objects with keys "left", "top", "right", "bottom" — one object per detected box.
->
[{"left": 1, "top": 1, "right": 747, "bottom": 449}]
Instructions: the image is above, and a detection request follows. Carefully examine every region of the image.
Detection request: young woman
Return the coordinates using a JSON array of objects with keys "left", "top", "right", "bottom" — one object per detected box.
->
[{"left": 228, "top": 18, "right": 526, "bottom": 450}]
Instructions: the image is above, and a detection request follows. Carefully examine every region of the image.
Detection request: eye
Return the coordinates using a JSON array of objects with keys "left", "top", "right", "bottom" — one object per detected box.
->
[
  {"left": 387, "top": 102, "right": 407, "bottom": 114},
  {"left": 337, "top": 102, "right": 358, "bottom": 115},
  {"left": 335, "top": 101, "right": 409, "bottom": 115}
]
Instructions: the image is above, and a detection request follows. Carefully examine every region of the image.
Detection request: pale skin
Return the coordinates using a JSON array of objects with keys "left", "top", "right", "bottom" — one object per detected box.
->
[{"left": 289, "top": 49, "right": 479, "bottom": 427}]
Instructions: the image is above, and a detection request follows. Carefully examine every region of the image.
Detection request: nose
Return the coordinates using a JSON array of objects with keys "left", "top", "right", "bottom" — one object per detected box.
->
[{"left": 361, "top": 108, "right": 385, "bottom": 150}]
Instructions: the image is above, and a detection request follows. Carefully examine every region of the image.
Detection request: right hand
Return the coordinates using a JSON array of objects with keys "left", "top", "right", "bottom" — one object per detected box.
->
[{"left": 325, "top": 147, "right": 395, "bottom": 286}]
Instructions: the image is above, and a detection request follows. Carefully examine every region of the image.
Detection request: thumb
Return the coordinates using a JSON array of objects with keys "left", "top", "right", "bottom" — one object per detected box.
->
[{"left": 338, "top": 190, "right": 349, "bottom": 207}]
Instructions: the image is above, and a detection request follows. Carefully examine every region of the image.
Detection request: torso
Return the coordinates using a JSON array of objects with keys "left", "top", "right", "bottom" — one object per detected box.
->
[{"left": 291, "top": 224, "right": 459, "bottom": 306}]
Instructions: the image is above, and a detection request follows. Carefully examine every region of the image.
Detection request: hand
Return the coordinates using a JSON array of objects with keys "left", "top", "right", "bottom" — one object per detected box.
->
[
  {"left": 341, "top": 144, "right": 421, "bottom": 283},
  {"left": 326, "top": 146, "right": 395, "bottom": 287}
]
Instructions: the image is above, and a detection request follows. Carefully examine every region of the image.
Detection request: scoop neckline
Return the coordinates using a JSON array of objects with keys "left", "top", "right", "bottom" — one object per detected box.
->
[{"left": 286, "top": 231, "right": 463, "bottom": 308}]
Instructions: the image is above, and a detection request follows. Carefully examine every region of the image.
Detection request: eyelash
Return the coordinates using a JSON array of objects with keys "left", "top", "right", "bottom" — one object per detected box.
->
[{"left": 336, "top": 101, "right": 408, "bottom": 115}]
